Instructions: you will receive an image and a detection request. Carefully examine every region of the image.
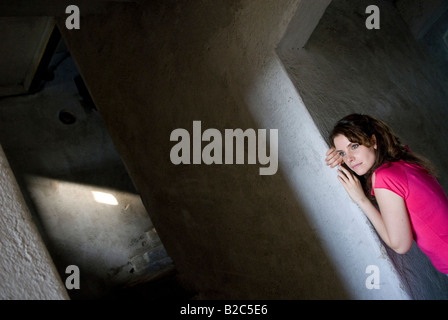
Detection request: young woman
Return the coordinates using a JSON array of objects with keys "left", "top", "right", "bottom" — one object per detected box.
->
[{"left": 325, "top": 114, "right": 448, "bottom": 274}]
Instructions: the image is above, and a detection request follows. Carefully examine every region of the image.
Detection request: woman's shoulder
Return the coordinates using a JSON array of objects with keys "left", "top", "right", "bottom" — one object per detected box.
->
[
  {"left": 374, "top": 160, "right": 428, "bottom": 184},
  {"left": 375, "top": 161, "right": 405, "bottom": 174},
  {"left": 372, "top": 161, "right": 409, "bottom": 196},
  {"left": 374, "top": 161, "right": 410, "bottom": 183},
  {"left": 377, "top": 160, "right": 425, "bottom": 172}
]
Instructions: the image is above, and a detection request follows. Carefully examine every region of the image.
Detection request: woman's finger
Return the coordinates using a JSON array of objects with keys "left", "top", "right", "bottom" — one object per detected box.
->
[
  {"left": 326, "top": 149, "right": 339, "bottom": 160},
  {"left": 326, "top": 154, "right": 339, "bottom": 164},
  {"left": 337, "top": 169, "right": 349, "bottom": 183},
  {"left": 338, "top": 165, "right": 353, "bottom": 179},
  {"left": 326, "top": 148, "right": 336, "bottom": 156},
  {"left": 339, "top": 167, "right": 359, "bottom": 186},
  {"left": 326, "top": 151, "right": 343, "bottom": 168},
  {"left": 339, "top": 166, "right": 361, "bottom": 188},
  {"left": 325, "top": 148, "right": 337, "bottom": 159},
  {"left": 337, "top": 176, "right": 352, "bottom": 194},
  {"left": 329, "top": 157, "right": 343, "bottom": 168}
]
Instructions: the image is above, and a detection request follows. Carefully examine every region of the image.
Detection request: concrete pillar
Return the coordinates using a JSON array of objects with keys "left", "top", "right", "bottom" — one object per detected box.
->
[
  {"left": 0, "top": 145, "right": 69, "bottom": 300},
  {"left": 277, "top": 0, "right": 448, "bottom": 299}
]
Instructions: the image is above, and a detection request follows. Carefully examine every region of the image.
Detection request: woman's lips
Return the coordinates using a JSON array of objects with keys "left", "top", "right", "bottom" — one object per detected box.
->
[{"left": 352, "top": 163, "right": 362, "bottom": 170}]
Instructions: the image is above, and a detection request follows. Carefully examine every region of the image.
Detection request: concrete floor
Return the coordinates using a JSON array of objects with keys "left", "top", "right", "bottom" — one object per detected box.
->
[{"left": 0, "top": 43, "right": 187, "bottom": 299}]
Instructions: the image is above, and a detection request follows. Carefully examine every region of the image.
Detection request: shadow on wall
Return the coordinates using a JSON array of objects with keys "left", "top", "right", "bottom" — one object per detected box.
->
[{"left": 277, "top": 0, "right": 448, "bottom": 299}]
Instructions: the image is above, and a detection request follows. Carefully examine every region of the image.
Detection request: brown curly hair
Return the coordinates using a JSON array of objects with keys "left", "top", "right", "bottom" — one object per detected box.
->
[{"left": 329, "top": 114, "right": 436, "bottom": 197}]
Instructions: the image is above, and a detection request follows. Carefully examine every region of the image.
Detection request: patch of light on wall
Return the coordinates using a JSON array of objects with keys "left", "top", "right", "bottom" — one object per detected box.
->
[{"left": 91, "top": 191, "right": 118, "bottom": 206}]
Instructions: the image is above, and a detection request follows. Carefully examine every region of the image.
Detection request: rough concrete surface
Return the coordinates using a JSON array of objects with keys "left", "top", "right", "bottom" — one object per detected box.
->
[{"left": 0, "top": 145, "right": 69, "bottom": 300}]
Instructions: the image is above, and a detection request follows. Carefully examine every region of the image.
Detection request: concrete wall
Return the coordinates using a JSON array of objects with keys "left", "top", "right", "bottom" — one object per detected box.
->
[
  {"left": 396, "top": 0, "right": 448, "bottom": 40},
  {"left": 420, "top": 5, "right": 448, "bottom": 79},
  {"left": 56, "top": 0, "right": 445, "bottom": 299},
  {"left": 0, "top": 145, "right": 68, "bottom": 300},
  {"left": 278, "top": 0, "right": 448, "bottom": 299}
]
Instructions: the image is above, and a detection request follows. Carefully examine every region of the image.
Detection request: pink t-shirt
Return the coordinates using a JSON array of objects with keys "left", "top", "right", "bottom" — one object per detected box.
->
[{"left": 371, "top": 160, "right": 448, "bottom": 274}]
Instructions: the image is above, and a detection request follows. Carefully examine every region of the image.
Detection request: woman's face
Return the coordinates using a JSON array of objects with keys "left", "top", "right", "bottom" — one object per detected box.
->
[{"left": 333, "top": 134, "right": 377, "bottom": 176}]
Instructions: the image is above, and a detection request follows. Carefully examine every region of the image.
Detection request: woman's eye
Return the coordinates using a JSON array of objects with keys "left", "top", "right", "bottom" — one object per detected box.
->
[
  {"left": 351, "top": 144, "right": 359, "bottom": 150},
  {"left": 339, "top": 151, "right": 345, "bottom": 157}
]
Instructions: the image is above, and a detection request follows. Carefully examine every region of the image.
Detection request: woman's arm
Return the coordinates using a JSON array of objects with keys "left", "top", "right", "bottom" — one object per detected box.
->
[{"left": 337, "top": 166, "right": 413, "bottom": 254}]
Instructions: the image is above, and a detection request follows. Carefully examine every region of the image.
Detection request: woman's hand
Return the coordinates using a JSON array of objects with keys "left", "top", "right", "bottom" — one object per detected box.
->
[
  {"left": 325, "top": 147, "right": 343, "bottom": 168},
  {"left": 337, "top": 165, "right": 368, "bottom": 205}
]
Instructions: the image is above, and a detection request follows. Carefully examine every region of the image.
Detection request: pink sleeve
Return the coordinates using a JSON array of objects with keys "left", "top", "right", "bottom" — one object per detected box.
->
[{"left": 371, "top": 164, "right": 408, "bottom": 199}]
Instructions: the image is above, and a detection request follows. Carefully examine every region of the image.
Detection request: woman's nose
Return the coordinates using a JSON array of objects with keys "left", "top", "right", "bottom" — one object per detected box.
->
[{"left": 345, "top": 153, "right": 355, "bottom": 163}]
